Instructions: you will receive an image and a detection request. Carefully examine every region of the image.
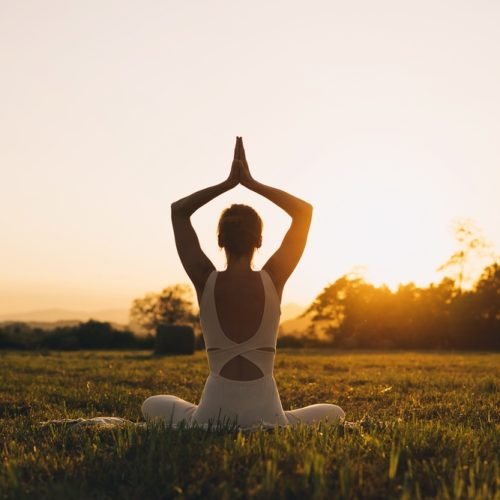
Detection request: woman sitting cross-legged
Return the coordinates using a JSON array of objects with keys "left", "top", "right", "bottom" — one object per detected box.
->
[{"left": 142, "top": 137, "right": 345, "bottom": 429}]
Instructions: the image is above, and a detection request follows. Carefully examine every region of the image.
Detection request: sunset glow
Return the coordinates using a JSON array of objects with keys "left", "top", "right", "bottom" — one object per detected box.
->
[{"left": 1, "top": 1, "right": 499, "bottom": 319}]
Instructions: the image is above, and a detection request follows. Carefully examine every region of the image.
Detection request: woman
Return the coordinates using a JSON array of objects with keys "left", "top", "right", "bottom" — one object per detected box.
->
[{"left": 142, "top": 137, "right": 345, "bottom": 429}]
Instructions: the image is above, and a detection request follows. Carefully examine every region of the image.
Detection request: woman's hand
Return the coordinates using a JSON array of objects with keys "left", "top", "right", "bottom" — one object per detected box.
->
[
  {"left": 225, "top": 136, "right": 256, "bottom": 188},
  {"left": 226, "top": 137, "right": 243, "bottom": 188},
  {"left": 238, "top": 137, "right": 256, "bottom": 188}
]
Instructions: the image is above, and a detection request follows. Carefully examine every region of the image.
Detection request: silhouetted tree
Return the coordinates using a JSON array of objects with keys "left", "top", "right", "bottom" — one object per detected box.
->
[
  {"left": 304, "top": 264, "right": 499, "bottom": 350},
  {"left": 129, "top": 284, "right": 198, "bottom": 334},
  {"left": 304, "top": 275, "right": 385, "bottom": 347},
  {"left": 437, "top": 219, "right": 493, "bottom": 293},
  {"left": 475, "top": 262, "right": 500, "bottom": 349}
]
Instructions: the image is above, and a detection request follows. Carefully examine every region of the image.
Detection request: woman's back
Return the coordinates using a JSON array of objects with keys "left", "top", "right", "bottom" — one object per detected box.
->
[
  {"left": 200, "top": 269, "right": 280, "bottom": 381},
  {"left": 213, "top": 270, "right": 267, "bottom": 343}
]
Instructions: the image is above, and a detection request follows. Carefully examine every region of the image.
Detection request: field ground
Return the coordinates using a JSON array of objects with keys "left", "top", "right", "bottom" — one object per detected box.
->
[{"left": 0, "top": 350, "right": 498, "bottom": 499}]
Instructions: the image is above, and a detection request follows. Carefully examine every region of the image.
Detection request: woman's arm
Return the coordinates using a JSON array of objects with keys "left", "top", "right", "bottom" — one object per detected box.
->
[
  {"left": 238, "top": 138, "right": 313, "bottom": 295},
  {"left": 171, "top": 138, "right": 242, "bottom": 296}
]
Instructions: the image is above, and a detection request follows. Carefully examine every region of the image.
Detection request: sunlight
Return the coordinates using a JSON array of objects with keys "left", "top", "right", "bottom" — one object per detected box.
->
[{"left": 1, "top": 0, "right": 499, "bottom": 316}]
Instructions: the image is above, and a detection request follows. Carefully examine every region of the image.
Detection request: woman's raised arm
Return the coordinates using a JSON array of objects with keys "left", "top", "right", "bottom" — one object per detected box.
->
[
  {"left": 171, "top": 138, "right": 242, "bottom": 296},
  {"left": 238, "top": 138, "right": 313, "bottom": 297}
]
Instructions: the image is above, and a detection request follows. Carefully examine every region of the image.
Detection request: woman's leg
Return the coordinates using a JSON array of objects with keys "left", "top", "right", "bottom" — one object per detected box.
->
[
  {"left": 285, "top": 404, "right": 345, "bottom": 425},
  {"left": 141, "top": 395, "right": 197, "bottom": 425}
]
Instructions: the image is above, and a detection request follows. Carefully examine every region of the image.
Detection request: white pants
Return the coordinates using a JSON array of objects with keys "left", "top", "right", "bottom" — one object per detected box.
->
[{"left": 142, "top": 374, "right": 345, "bottom": 429}]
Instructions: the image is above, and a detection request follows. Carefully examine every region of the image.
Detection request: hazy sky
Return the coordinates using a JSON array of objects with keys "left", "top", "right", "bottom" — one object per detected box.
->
[{"left": 1, "top": 1, "right": 499, "bottom": 316}]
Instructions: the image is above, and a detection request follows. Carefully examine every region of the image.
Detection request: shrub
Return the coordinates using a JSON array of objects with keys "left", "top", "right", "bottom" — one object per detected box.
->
[{"left": 155, "top": 325, "right": 195, "bottom": 355}]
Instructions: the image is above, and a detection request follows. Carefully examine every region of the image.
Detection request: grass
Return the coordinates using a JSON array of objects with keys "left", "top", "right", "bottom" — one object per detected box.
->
[{"left": 0, "top": 350, "right": 499, "bottom": 499}]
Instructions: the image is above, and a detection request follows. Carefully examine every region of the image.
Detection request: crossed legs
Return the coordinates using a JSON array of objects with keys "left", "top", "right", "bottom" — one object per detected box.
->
[
  {"left": 285, "top": 403, "right": 345, "bottom": 425},
  {"left": 142, "top": 396, "right": 344, "bottom": 427},
  {"left": 141, "top": 395, "right": 197, "bottom": 425}
]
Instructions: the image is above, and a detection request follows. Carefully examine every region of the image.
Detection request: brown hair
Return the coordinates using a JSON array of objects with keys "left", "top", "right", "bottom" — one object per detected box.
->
[{"left": 217, "top": 204, "right": 263, "bottom": 257}]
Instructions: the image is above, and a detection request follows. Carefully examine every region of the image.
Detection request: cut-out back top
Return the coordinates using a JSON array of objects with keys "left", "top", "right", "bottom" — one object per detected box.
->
[{"left": 199, "top": 269, "right": 281, "bottom": 378}]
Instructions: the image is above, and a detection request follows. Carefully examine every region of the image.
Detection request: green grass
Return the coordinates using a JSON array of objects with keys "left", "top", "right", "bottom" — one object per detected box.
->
[{"left": 0, "top": 350, "right": 499, "bottom": 499}]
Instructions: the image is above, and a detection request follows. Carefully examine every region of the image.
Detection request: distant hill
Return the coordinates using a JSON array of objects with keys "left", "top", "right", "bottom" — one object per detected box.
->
[
  {"left": 279, "top": 303, "right": 314, "bottom": 336},
  {"left": 0, "top": 319, "right": 81, "bottom": 330},
  {"left": 280, "top": 303, "right": 307, "bottom": 321},
  {"left": 0, "top": 308, "right": 130, "bottom": 325},
  {"left": 280, "top": 313, "right": 313, "bottom": 335},
  {"left": 0, "top": 302, "right": 310, "bottom": 333}
]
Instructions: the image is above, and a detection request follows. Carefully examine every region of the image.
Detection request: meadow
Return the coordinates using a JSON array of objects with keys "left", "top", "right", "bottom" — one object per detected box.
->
[{"left": 0, "top": 350, "right": 498, "bottom": 499}]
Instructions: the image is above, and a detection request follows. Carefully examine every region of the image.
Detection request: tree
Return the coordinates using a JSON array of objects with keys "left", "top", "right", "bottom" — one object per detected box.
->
[
  {"left": 304, "top": 274, "right": 459, "bottom": 349},
  {"left": 129, "top": 284, "right": 198, "bottom": 334},
  {"left": 458, "top": 262, "right": 500, "bottom": 349},
  {"left": 437, "top": 219, "right": 493, "bottom": 293},
  {"left": 304, "top": 274, "right": 382, "bottom": 346}
]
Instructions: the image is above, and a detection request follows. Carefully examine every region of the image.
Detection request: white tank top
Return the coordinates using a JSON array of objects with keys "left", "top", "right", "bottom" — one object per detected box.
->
[{"left": 199, "top": 269, "right": 281, "bottom": 377}]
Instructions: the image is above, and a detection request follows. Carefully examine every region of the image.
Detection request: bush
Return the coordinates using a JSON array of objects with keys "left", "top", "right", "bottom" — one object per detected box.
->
[
  {"left": 155, "top": 325, "right": 195, "bottom": 355},
  {"left": 40, "top": 329, "right": 80, "bottom": 350},
  {"left": 0, "top": 321, "right": 155, "bottom": 351}
]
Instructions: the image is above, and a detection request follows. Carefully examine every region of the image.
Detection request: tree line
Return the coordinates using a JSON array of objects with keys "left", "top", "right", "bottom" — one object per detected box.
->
[
  {"left": 1, "top": 220, "right": 498, "bottom": 351},
  {"left": 282, "top": 220, "right": 499, "bottom": 349},
  {"left": 1, "top": 263, "right": 497, "bottom": 351},
  {"left": 0, "top": 320, "right": 154, "bottom": 351},
  {"left": 129, "top": 219, "right": 499, "bottom": 350},
  {"left": 289, "top": 262, "right": 498, "bottom": 349},
  {"left": 127, "top": 258, "right": 499, "bottom": 351}
]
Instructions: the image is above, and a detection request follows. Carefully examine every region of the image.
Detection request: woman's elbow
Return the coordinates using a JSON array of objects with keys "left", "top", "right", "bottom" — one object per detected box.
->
[
  {"left": 171, "top": 200, "right": 187, "bottom": 217},
  {"left": 292, "top": 202, "right": 313, "bottom": 224},
  {"left": 303, "top": 202, "right": 313, "bottom": 219}
]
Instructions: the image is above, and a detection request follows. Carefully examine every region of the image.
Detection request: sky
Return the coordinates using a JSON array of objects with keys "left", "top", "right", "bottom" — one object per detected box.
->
[{"left": 1, "top": 0, "right": 499, "bottom": 318}]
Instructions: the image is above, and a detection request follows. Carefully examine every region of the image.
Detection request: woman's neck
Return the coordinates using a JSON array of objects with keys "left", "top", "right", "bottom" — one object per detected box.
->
[{"left": 224, "top": 254, "right": 254, "bottom": 274}]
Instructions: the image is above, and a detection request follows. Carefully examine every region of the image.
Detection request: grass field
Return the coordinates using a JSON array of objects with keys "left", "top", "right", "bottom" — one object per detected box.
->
[{"left": 0, "top": 350, "right": 498, "bottom": 499}]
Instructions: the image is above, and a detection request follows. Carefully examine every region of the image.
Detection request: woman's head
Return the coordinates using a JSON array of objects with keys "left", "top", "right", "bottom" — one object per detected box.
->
[{"left": 217, "top": 204, "right": 263, "bottom": 259}]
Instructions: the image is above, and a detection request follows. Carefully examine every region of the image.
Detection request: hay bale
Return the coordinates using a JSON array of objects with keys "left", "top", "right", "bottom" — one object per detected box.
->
[{"left": 155, "top": 325, "right": 195, "bottom": 355}]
